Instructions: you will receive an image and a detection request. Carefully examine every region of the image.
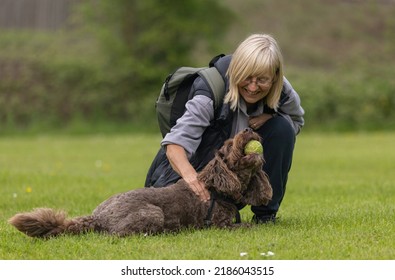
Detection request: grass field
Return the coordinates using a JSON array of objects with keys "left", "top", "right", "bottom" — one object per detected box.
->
[{"left": 0, "top": 132, "right": 394, "bottom": 260}]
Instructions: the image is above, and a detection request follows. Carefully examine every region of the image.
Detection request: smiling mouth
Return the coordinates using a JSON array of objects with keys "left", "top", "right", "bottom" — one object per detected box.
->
[{"left": 243, "top": 88, "right": 261, "bottom": 96}]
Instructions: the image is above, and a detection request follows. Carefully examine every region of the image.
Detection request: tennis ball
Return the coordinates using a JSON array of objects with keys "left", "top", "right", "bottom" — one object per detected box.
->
[{"left": 244, "top": 140, "right": 263, "bottom": 155}]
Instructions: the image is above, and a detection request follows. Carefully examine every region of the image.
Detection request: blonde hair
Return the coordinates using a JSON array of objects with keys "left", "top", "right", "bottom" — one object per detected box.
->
[{"left": 224, "top": 34, "right": 284, "bottom": 110}]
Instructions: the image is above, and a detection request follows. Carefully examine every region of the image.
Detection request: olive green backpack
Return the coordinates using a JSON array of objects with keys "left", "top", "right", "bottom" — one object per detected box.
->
[{"left": 155, "top": 54, "right": 226, "bottom": 137}]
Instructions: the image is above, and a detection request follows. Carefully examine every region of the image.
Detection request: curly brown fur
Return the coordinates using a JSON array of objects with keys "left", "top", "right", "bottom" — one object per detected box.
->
[{"left": 9, "top": 129, "right": 272, "bottom": 238}]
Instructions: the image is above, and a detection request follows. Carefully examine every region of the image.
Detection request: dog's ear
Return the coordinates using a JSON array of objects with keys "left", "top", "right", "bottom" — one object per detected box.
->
[
  {"left": 198, "top": 153, "right": 241, "bottom": 196},
  {"left": 242, "top": 170, "right": 272, "bottom": 206}
]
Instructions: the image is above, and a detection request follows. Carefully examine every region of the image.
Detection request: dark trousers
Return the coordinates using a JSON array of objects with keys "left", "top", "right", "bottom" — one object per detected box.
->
[{"left": 251, "top": 116, "right": 296, "bottom": 217}]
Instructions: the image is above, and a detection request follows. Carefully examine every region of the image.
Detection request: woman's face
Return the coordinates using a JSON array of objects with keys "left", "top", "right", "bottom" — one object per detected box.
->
[{"left": 238, "top": 75, "right": 273, "bottom": 105}]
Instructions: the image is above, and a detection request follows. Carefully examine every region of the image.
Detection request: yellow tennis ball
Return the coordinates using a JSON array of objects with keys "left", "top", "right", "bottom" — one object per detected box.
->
[{"left": 244, "top": 140, "right": 263, "bottom": 155}]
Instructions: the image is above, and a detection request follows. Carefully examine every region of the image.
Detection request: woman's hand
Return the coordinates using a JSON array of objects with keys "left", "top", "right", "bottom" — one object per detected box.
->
[
  {"left": 183, "top": 173, "right": 210, "bottom": 202},
  {"left": 165, "top": 144, "right": 210, "bottom": 202},
  {"left": 249, "top": 113, "right": 273, "bottom": 130}
]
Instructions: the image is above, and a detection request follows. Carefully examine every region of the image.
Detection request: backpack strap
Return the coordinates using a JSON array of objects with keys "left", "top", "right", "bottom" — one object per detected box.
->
[
  {"left": 209, "top": 54, "right": 225, "bottom": 67},
  {"left": 198, "top": 67, "right": 226, "bottom": 110}
]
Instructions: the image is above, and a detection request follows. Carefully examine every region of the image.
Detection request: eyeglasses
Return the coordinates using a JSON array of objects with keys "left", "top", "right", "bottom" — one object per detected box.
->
[{"left": 242, "top": 76, "right": 273, "bottom": 88}]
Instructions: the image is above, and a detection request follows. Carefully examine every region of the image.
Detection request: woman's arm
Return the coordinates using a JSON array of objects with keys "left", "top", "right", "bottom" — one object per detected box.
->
[
  {"left": 161, "top": 94, "right": 214, "bottom": 157},
  {"left": 248, "top": 113, "right": 273, "bottom": 130},
  {"left": 165, "top": 144, "right": 210, "bottom": 201},
  {"left": 277, "top": 77, "right": 305, "bottom": 135},
  {"left": 161, "top": 79, "right": 215, "bottom": 201}
]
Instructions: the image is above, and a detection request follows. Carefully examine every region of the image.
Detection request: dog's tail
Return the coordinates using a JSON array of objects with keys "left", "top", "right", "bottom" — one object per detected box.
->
[{"left": 8, "top": 208, "right": 97, "bottom": 238}]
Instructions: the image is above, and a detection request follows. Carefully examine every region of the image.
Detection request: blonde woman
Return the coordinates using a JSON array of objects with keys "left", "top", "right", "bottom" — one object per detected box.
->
[{"left": 146, "top": 34, "right": 304, "bottom": 223}]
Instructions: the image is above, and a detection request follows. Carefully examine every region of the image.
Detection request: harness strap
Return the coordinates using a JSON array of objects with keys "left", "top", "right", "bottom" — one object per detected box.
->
[
  {"left": 204, "top": 191, "right": 241, "bottom": 227},
  {"left": 234, "top": 210, "right": 241, "bottom": 224},
  {"left": 204, "top": 195, "right": 216, "bottom": 227}
]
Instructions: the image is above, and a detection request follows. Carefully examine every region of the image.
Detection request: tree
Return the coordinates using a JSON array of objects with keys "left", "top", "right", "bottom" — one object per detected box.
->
[{"left": 76, "top": 0, "right": 233, "bottom": 122}]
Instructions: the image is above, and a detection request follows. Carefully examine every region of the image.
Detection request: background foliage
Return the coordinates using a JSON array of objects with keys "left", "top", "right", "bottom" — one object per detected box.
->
[
  {"left": 0, "top": 0, "right": 394, "bottom": 133},
  {"left": 0, "top": 0, "right": 233, "bottom": 132}
]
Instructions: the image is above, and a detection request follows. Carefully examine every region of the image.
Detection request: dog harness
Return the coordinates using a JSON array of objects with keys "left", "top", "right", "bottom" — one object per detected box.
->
[{"left": 204, "top": 190, "right": 241, "bottom": 227}]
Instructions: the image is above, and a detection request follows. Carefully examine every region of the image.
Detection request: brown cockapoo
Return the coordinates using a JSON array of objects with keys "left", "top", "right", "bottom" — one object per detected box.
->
[{"left": 9, "top": 129, "right": 272, "bottom": 238}]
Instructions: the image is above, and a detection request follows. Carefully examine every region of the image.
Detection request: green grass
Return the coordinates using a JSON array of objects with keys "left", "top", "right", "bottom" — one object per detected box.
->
[{"left": 0, "top": 132, "right": 394, "bottom": 260}]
